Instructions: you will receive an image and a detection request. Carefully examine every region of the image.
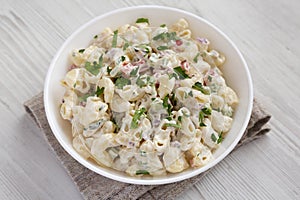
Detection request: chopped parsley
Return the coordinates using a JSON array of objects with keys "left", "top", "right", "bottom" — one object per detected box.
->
[
  {"left": 153, "top": 31, "right": 177, "bottom": 41},
  {"left": 123, "top": 42, "right": 130, "bottom": 50},
  {"left": 160, "top": 24, "right": 166, "bottom": 27},
  {"left": 164, "top": 123, "right": 181, "bottom": 129},
  {"left": 112, "top": 30, "right": 118, "bottom": 48},
  {"left": 166, "top": 116, "right": 172, "bottom": 121},
  {"left": 143, "top": 46, "right": 150, "bottom": 54},
  {"left": 136, "top": 75, "right": 152, "bottom": 88},
  {"left": 136, "top": 170, "right": 150, "bottom": 175},
  {"left": 85, "top": 54, "right": 103, "bottom": 76},
  {"left": 115, "top": 77, "right": 131, "bottom": 89},
  {"left": 157, "top": 46, "right": 168, "bottom": 50},
  {"left": 162, "top": 95, "right": 169, "bottom": 108},
  {"left": 135, "top": 18, "right": 149, "bottom": 24},
  {"left": 78, "top": 49, "right": 85, "bottom": 53},
  {"left": 217, "top": 132, "right": 223, "bottom": 144},
  {"left": 212, "top": 132, "right": 224, "bottom": 144},
  {"left": 131, "top": 107, "right": 146, "bottom": 129},
  {"left": 192, "top": 82, "right": 210, "bottom": 95},
  {"left": 168, "top": 73, "right": 179, "bottom": 80},
  {"left": 78, "top": 86, "right": 104, "bottom": 102},
  {"left": 78, "top": 93, "right": 92, "bottom": 102},
  {"left": 139, "top": 132, "right": 143, "bottom": 139},
  {"left": 178, "top": 116, "right": 182, "bottom": 122},
  {"left": 170, "top": 93, "right": 177, "bottom": 107},
  {"left": 201, "top": 106, "right": 212, "bottom": 115},
  {"left": 199, "top": 111, "right": 206, "bottom": 127},
  {"left": 207, "top": 75, "right": 213, "bottom": 82},
  {"left": 193, "top": 52, "right": 200, "bottom": 63},
  {"left": 94, "top": 35, "right": 98, "bottom": 39},
  {"left": 136, "top": 76, "right": 146, "bottom": 87},
  {"left": 121, "top": 55, "right": 126, "bottom": 62},
  {"left": 107, "top": 66, "right": 112, "bottom": 75},
  {"left": 173, "top": 66, "right": 189, "bottom": 79},
  {"left": 198, "top": 106, "right": 212, "bottom": 127},
  {"left": 188, "top": 90, "right": 193, "bottom": 97},
  {"left": 130, "top": 67, "right": 139, "bottom": 77},
  {"left": 162, "top": 95, "right": 172, "bottom": 115},
  {"left": 211, "top": 133, "right": 217, "bottom": 142},
  {"left": 153, "top": 32, "right": 165, "bottom": 41},
  {"left": 95, "top": 86, "right": 104, "bottom": 97}
]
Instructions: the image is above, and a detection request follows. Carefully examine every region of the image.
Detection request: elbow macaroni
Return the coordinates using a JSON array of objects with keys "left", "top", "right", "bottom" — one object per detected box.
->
[{"left": 59, "top": 18, "right": 238, "bottom": 176}]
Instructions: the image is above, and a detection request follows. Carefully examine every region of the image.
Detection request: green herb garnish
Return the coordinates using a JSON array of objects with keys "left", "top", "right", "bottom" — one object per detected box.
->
[
  {"left": 95, "top": 86, "right": 104, "bottom": 97},
  {"left": 162, "top": 95, "right": 172, "bottom": 115},
  {"left": 198, "top": 106, "right": 212, "bottom": 127},
  {"left": 168, "top": 73, "right": 178, "bottom": 80},
  {"left": 207, "top": 75, "right": 213, "bottom": 82},
  {"left": 188, "top": 90, "right": 193, "bottom": 97},
  {"left": 193, "top": 53, "right": 200, "bottom": 63},
  {"left": 136, "top": 75, "right": 152, "bottom": 88},
  {"left": 78, "top": 93, "right": 92, "bottom": 102},
  {"left": 201, "top": 107, "right": 212, "bottom": 115},
  {"left": 157, "top": 46, "right": 168, "bottom": 50},
  {"left": 107, "top": 66, "right": 112, "bottom": 75},
  {"left": 131, "top": 107, "right": 146, "bottom": 129},
  {"left": 164, "top": 123, "right": 181, "bottom": 129},
  {"left": 173, "top": 66, "right": 189, "bottom": 79},
  {"left": 78, "top": 49, "right": 85, "bottom": 53},
  {"left": 166, "top": 116, "right": 172, "bottom": 121},
  {"left": 115, "top": 77, "right": 130, "bottom": 89},
  {"left": 211, "top": 133, "right": 217, "bottom": 142},
  {"left": 162, "top": 95, "right": 169, "bottom": 108},
  {"left": 153, "top": 32, "right": 177, "bottom": 41},
  {"left": 123, "top": 42, "right": 130, "bottom": 50},
  {"left": 94, "top": 35, "right": 98, "bottom": 39},
  {"left": 160, "top": 24, "right": 166, "bottom": 27},
  {"left": 136, "top": 170, "right": 150, "bottom": 175},
  {"left": 178, "top": 116, "right": 182, "bottom": 122},
  {"left": 170, "top": 93, "right": 177, "bottom": 107},
  {"left": 112, "top": 30, "right": 118, "bottom": 48},
  {"left": 192, "top": 82, "right": 210, "bottom": 95},
  {"left": 139, "top": 132, "right": 143, "bottom": 139},
  {"left": 153, "top": 32, "right": 165, "bottom": 41},
  {"left": 136, "top": 76, "right": 146, "bottom": 87},
  {"left": 217, "top": 132, "right": 223, "bottom": 144},
  {"left": 121, "top": 55, "right": 126, "bottom": 62},
  {"left": 199, "top": 111, "right": 206, "bottom": 127},
  {"left": 130, "top": 67, "right": 139, "bottom": 77},
  {"left": 136, "top": 18, "right": 149, "bottom": 24},
  {"left": 143, "top": 46, "right": 150, "bottom": 54},
  {"left": 85, "top": 54, "right": 103, "bottom": 76}
]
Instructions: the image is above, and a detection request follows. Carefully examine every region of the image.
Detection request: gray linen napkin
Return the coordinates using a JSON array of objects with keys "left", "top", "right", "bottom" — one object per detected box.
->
[{"left": 24, "top": 93, "right": 271, "bottom": 200}]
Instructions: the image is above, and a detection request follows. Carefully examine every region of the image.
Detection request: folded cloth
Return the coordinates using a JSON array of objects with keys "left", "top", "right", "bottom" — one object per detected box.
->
[{"left": 24, "top": 93, "right": 271, "bottom": 200}]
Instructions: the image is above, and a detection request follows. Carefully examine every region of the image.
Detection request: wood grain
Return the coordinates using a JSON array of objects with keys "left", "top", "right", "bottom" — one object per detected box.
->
[{"left": 0, "top": 0, "right": 299, "bottom": 199}]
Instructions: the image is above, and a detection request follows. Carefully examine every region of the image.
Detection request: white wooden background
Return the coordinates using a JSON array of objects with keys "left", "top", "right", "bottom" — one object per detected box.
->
[{"left": 1, "top": 0, "right": 300, "bottom": 199}]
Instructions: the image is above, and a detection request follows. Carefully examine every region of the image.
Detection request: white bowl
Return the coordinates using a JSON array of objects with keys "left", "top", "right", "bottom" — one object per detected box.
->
[{"left": 44, "top": 5, "right": 253, "bottom": 185}]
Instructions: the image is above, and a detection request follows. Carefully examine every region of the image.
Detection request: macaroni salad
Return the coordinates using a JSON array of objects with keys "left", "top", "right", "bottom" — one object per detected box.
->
[{"left": 60, "top": 18, "right": 238, "bottom": 176}]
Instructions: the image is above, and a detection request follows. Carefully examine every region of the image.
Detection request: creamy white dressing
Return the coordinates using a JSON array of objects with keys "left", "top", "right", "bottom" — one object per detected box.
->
[{"left": 60, "top": 18, "right": 239, "bottom": 176}]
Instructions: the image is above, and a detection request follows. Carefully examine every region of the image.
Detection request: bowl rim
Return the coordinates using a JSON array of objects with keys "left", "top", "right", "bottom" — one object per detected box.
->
[{"left": 44, "top": 5, "right": 253, "bottom": 185}]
